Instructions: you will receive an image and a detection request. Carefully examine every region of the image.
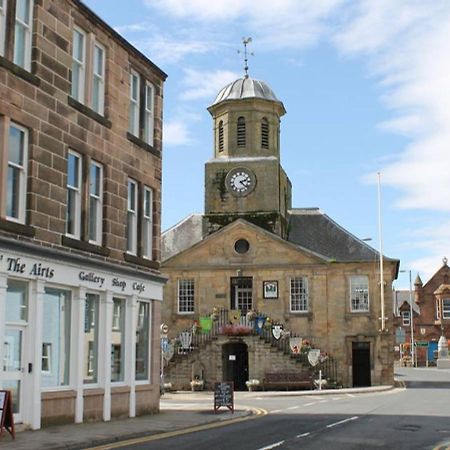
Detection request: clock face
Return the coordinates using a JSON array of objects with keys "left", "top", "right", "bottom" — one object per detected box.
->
[{"left": 225, "top": 168, "right": 256, "bottom": 196}]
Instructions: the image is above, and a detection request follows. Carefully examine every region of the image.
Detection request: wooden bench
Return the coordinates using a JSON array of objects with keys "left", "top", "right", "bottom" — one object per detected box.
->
[{"left": 262, "top": 371, "right": 313, "bottom": 391}]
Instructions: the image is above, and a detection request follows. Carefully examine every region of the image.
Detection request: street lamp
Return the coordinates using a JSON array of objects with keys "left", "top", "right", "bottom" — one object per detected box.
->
[{"left": 400, "top": 269, "right": 415, "bottom": 367}]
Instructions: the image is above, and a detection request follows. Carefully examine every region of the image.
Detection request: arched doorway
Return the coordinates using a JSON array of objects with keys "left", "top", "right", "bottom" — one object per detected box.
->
[{"left": 222, "top": 342, "right": 248, "bottom": 391}]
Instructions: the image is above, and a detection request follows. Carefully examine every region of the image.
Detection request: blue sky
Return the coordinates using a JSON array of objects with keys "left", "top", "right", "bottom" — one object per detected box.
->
[{"left": 84, "top": 0, "right": 450, "bottom": 289}]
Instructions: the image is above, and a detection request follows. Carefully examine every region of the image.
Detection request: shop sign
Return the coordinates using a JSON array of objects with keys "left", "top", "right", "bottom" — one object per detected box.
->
[
  {"left": 0, "top": 251, "right": 160, "bottom": 300},
  {"left": 415, "top": 341, "right": 428, "bottom": 347}
]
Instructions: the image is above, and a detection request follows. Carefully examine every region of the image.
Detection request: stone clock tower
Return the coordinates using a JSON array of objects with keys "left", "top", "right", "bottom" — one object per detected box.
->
[{"left": 204, "top": 76, "right": 292, "bottom": 238}]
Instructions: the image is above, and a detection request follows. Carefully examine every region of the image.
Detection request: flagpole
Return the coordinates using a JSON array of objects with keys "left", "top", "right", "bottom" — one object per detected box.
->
[{"left": 377, "top": 172, "right": 386, "bottom": 331}]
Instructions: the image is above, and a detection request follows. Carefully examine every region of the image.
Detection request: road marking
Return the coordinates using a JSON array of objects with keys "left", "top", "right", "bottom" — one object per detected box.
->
[
  {"left": 319, "top": 400, "right": 327, "bottom": 403},
  {"left": 257, "top": 440, "right": 285, "bottom": 450},
  {"left": 297, "top": 432, "right": 311, "bottom": 438},
  {"left": 287, "top": 406, "right": 299, "bottom": 410},
  {"left": 85, "top": 407, "right": 268, "bottom": 450},
  {"left": 346, "top": 394, "right": 355, "bottom": 398},
  {"left": 270, "top": 409, "right": 282, "bottom": 413},
  {"left": 332, "top": 397, "right": 343, "bottom": 401},
  {"left": 304, "top": 402, "right": 316, "bottom": 406},
  {"left": 326, "top": 416, "right": 359, "bottom": 428}
]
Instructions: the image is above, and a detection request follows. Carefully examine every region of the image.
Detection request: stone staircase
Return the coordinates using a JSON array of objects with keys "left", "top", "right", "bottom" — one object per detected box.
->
[{"left": 163, "top": 308, "right": 339, "bottom": 390}]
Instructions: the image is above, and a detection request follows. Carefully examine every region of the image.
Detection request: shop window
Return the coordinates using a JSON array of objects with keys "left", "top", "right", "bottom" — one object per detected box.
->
[
  {"left": 237, "top": 116, "right": 246, "bottom": 147},
  {"left": 126, "top": 178, "right": 137, "bottom": 254},
  {"left": 142, "top": 186, "right": 153, "bottom": 259},
  {"left": 0, "top": 0, "right": 6, "bottom": 57},
  {"left": 84, "top": 293, "right": 99, "bottom": 384},
  {"left": 111, "top": 298, "right": 125, "bottom": 382},
  {"left": 13, "top": 0, "right": 33, "bottom": 70},
  {"left": 41, "top": 288, "right": 71, "bottom": 387},
  {"left": 261, "top": 117, "right": 269, "bottom": 149},
  {"left": 401, "top": 310, "right": 410, "bottom": 326},
  {"left": 350, "top": 275, "right": 369, "bottom": 312},
  {"left": 6, "top": 279, "right": 28, "bottom": 322},
  {"left": 178, "top": 279, "right": 194, "bottom": 313},
  {"left": 88, "top": 160, "right": 103, "bottom": 245},
  {"left": 66, "top": 150, "right": 82, "bottom": 238},
  {"left": 135, "top": 301, "right": 150, "bottom": 381},
  {"left": 6, "top": 122, "right": 28, "bottom": 224},
  {"left": 290, "top": 277, "right": 308, "bottom": 312}
]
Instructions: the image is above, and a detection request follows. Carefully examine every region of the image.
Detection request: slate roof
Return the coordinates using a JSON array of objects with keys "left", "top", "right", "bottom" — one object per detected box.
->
[
  {"left": 162, "top": 208, "right": 399, "bottom": 268},
  {"left": 287, "top": 208, "right": 389, "bottom": 263}
]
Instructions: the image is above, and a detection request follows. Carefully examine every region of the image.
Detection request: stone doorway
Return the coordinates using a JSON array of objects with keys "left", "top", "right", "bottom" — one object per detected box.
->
[
  {"left": 352, "top": 341, "right": 371, "bottom": 387},
  {"left": 222, "top": 341, "right": 249, "bottom": 391}
]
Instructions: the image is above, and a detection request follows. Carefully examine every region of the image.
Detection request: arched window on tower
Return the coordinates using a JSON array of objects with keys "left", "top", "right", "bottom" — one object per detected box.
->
[
  {"left": 218, "top": 120, "right": 224, "bottom": 152},
  {"left": 237, "top": 116, "right": 246, "bottom": 148},
  {"left": 261, "top": 117, "right": 269, "bottom": 149}
]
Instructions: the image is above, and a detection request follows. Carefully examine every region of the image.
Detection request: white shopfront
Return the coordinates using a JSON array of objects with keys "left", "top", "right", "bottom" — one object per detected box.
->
[{"left": 0, "top": 247, "right": 164, "bottom": 429}]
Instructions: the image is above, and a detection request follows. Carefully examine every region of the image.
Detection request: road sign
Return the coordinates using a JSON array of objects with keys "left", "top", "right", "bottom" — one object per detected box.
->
[{"left": 395, "top": 328, "right": 406, "bottom": 344}]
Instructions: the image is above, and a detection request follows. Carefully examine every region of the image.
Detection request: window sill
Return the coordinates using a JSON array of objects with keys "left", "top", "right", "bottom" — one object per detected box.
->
[
  {"left": 0, "top": 56, "right": 40, "bottom": 86},
  {"left": 289, "top": 311, "right": 313, "bottom": 321},
  {"left": 345, "top": 312, "right": 371, "bottom": 320},
  {"left": 0, "top": 218, "right": 35, "bottom": 237},
  {"left": 62, "top": 235, "right": 110, "bottom": 257},
  {"left": 123, "top": 252, "right": 160, "bottom": 270},
  {"left": 126, "top": 132, "right": 160, "bottom": 158},
  {"left": 68, "top": 96, "right": 112, "bottom": 128}
]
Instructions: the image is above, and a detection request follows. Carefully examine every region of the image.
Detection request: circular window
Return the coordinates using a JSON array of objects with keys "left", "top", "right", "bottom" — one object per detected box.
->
[{"left": 234, "top": 239, "right": 250, "bottom": 254}]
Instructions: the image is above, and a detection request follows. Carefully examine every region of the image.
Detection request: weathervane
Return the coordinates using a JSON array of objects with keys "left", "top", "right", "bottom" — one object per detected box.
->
[{"left": 237, "top": 37, "right": 254, "bottom": 78}]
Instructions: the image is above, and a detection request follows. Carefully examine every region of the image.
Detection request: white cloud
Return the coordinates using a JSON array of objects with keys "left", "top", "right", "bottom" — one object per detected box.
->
[
  {"left": 163, "top": 120, "right": 193, "bottom": 146},
  {"left": 180, "top": 68, "right": 240, "bottom": 101}
]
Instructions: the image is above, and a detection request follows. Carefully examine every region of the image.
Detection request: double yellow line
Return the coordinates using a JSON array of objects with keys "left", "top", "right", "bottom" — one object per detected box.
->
[{"left": 86, "top": 406, "right": 267, "bottom": 450}]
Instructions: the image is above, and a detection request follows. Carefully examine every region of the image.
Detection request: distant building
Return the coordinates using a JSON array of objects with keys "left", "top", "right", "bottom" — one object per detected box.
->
[
  {"left": 161, "top": 76, "right": 399, "bottom": 390},
  {"left": 0, "top": 0, "right": 166, "bottom": 429},
  {"left": 394, "top": 259, "right": 450, "bottom": 366}
]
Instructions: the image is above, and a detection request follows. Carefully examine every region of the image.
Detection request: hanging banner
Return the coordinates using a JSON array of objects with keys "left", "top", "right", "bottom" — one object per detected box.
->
[
  {"left": 229, "top": 310, "right": 241, "bottom": 325},
  {"left": 199, "top": 316, "right": 213, "bottom": 333},
  {"left": 179, "top": 331, "right": 193, "bottom": 351},
  {"left": 290, "top": 337, "right": 303, "bottom": 354},
  {"left": 272, "top": 324, "right": 284, "bottom": 340},
  {"left": 163, "top": 342, "right": 175, "bottom": 363},
  {"left": 255, "top": 316, "right": 266, "bottom": 335},
  {"left": 308, "top": 349, "right": 321, "bottom": 367}
]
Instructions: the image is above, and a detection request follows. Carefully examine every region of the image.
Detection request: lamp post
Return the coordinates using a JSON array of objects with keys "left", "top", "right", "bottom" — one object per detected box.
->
[{"left": 400, "top": 269, "right": 414, "bottom": 367}]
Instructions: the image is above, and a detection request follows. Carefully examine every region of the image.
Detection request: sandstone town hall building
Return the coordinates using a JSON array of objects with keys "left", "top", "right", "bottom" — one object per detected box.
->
[{"left": 161, "top": 73, "right": 399, "bottom": 390}]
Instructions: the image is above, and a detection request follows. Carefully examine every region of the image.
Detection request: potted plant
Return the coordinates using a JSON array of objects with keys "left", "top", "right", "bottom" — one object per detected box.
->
[{"left": 245, "top": 379, "right": 261, "bottom": 391}]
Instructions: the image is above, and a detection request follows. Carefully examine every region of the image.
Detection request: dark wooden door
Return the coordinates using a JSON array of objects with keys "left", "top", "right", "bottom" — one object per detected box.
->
[
  {"left": 352, "top": 341, "right": 371, "bottom": 387},
  {"left": 222, "top": 342, "right": 248, "bottom": 391}
]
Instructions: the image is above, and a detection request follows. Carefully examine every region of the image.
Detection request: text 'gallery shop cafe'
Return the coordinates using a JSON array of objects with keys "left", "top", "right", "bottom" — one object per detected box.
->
[{"left": 0, "top": 244, "right": 165, "bottom": 429}]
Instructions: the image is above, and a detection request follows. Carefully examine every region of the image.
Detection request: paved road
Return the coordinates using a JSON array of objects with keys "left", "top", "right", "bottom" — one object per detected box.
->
[{"left": 94, "top": 367, "right": 450, "bottom": 450}]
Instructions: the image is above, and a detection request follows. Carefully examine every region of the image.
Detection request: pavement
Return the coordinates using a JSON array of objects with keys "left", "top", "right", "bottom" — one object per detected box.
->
[{"left": 1, "top": 385, "right": 395, "bottom": 450}]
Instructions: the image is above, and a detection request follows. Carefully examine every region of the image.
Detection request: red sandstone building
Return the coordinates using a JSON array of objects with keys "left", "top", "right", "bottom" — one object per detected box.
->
[
  {"left": 0, "top": 0, "right": 166, "bottom": 429},
  {"left": 394, "top": 259, "right": 450, "bottom": 366}
]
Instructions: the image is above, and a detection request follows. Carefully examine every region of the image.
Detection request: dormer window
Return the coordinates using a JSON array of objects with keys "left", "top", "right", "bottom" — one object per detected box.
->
[
  {"left": 218, "top": 120, "right": 224, "bottom": 152},
  {"left": 261, "top": 117, "right": 269, "bottom": 149},
  {"left": 237, "top": 116, "right": 246, "bottom": 148}
]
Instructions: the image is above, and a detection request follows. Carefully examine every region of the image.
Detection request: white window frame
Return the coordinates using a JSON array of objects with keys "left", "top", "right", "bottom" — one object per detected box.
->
[
  {"left": 443, "top": 299, "right": 450, "bottom": 320},
  {"left": 91, "top": 41, "right": 105, "bottom": 115},
  {"left": 290, "top": 277, "right": 309, "bottom": 312},
  {"left": 7, "top": 122, "right": 28, "bottom": 224},
  {"left": 135, "top": 300, "right": 151, "bottom": 383},
  {"left": 71, "top": 27, "right": 86, "bottom": 103},
  {"left": 178, "top": 279, "right": 195, "bottom": 314},
  {"left": 126, "top": 178, "right": 137, "bottom": 254},
  {"left": 129, "top": 70, "right": 140, "bottom": 136},
  {"left": 142, "top": 186, "right": 153, "bottom": 259},
  {"left": 41, "top": 342, "right": 52, "bottom": 373},
  {"left": 0, "top": 0, "right": 6, "bottom": 57},
  {"left": 13, "top": 0, "right": 33, "bottom": 70},
  {"left": 401, "top": 310, "right": 410, "bottom": 326},
  {"left": 144, "top": 81, "right": 154, "bottom": 144},
  {"left": 350, "top": 275, "right": 370, "bottom": 312},
  {"left": 88, "top": 160, "right": 103, "bottom": 245},
  {"left": 66, "top": 150, "right": 82, "bottom": 239}
]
